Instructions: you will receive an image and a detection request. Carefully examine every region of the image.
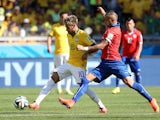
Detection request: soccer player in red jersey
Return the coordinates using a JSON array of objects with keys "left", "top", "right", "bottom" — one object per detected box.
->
[
  {"left": 59, "top": 7, "right": 159, "bottom": 113},
  {"left": 112, "top": 17, "right": 143, "bottom": 94}
]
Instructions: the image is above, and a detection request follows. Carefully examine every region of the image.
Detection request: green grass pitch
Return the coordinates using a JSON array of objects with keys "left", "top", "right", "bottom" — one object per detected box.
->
[{"left": 0, "top": 87, "right": 160, "bottom": 120}]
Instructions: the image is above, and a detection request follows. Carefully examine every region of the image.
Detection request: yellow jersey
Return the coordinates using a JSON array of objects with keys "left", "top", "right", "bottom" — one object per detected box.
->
[
  {"left": 49, "top": 23, "right": 69, "bottom": 54},
  {"left": 67, "top": 29, "right": 95, "bottom": 69}
]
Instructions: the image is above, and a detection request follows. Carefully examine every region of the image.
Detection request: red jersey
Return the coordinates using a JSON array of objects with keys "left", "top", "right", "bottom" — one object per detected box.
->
[
  {"left": 122, "top": 29, "right": 143, "bottom": 58},
  {"left": 101, "top": 24, "right": 121, "bottom": 60}
]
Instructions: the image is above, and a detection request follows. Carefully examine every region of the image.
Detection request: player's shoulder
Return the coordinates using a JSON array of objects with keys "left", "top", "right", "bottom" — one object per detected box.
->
[
  {"left": 109, "top": 26, "right": 121, "bottom": 34},
  {"left": 134, "top": 29, "right": 142, "bottom": 36},
  {"left": 135, "top": 29, "right": 142, "bottom": 34},
  {"left": 77, "top": 29, "right": 88, "bottom": 37},
  {"left": 78, "top": 29, "right": 86, "bottom": 34},
  {"left": 52, "top": 23, "right": 60, "bottom": 27}
]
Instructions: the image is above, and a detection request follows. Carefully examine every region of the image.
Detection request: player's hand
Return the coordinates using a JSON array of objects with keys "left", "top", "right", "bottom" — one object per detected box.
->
[
  {"left": 97, "top": 7, "right": 106, "bottom": 16},
  {"left": 77, "top": 44, "right": 84, "bottom": 50},
  {"left": 47, "top": 47, "right": 52, "bottom": 53},
  {"left": 134, "top": 56, "right": 139, "bottom": 61}
]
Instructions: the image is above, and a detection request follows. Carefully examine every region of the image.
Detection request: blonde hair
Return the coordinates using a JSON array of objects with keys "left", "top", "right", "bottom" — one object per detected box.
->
[{"left": 64, "top": 15, "right": 78, "bottom": 25}]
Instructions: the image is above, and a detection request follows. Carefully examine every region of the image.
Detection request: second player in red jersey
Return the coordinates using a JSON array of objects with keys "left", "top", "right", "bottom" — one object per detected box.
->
[{"left": 112, "top": 18, "right": 143, "bottom": 94}]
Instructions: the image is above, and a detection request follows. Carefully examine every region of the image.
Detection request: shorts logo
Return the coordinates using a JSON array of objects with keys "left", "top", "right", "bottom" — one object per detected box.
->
[
  {"left": 79, "top": 71, "right": 85, "bottom": 79},
  {"left": 75, "top": 38, "right": 78, "bottom": 42}
]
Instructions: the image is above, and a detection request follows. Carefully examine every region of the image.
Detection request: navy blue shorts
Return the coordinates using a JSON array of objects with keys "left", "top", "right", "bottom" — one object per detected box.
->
[
  {"left": 122, "top": 56, "right": 141, "bottom": 73},
  {"left": 90, "top": 59, "right": 131, "bottom": 83}
]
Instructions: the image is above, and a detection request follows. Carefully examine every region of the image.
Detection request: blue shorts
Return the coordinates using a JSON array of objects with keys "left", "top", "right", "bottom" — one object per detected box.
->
[
  {"left": 90, "top": 59, "right": 131, "bottom": 83},
  {"left": 122, "top": 56, "right": 141, "bottom": 73}
]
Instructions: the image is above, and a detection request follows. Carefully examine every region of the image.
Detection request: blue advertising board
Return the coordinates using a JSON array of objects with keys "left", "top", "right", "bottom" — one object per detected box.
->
[{"left": 0, "top": 57, "right": 160, "bottom": 88}]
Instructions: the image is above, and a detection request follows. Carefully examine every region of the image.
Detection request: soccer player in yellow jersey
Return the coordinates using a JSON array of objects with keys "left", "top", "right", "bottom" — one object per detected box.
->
[
  {"left": 29, "top": 15, "right": 107, "bottom": 113},
  {"left": 47, "top": 11, "right": 73, "bottom": 95}
]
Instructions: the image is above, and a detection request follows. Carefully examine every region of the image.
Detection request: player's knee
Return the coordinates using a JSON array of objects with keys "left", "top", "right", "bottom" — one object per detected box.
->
[
  {"left": 51, "top": 72, "right": 59, "bottom": 83},
  {"left": 135, "top": 72, "right": 140, "bottom": 76},
  {"left": 122, "top": 77, "right": 134, "bottom": 87},
  {"left": 81, "top": 77, "right": 90, "bottom": 84}
]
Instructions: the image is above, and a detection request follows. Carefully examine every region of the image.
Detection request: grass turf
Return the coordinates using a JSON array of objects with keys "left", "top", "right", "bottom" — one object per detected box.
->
[{"left": 0, "top": 87, "right": 160, "bottom": 120}]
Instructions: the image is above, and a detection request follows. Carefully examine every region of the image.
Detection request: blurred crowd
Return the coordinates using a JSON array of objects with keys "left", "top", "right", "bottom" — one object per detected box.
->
[{"left": 0, "top": 0, "right": 160, "bottom": 40}]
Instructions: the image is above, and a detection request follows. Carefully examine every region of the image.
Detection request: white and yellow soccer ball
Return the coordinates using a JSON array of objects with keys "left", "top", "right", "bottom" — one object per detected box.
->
[{"left": 13, "top": 96, "right": 29, "bottom": 110}]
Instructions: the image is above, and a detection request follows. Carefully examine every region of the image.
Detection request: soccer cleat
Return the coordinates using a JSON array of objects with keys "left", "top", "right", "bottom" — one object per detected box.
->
[
  {"left": 66, "top": 90, "right": 74, "bottom": 95},
  {"left": 99, "top": 107, "right": 107, "bottom": 113},
  {"left": 28, "top": 102, "right": 40, "bottom": 110},
  {"left": 150, "top": 98, "right": 160, "bottom": 112},
  {"left": 58, "top": 97, "right": 75, "bottom": 109},
  {"left": 112, "top": 87, "right": 120, "bottom": 94}
]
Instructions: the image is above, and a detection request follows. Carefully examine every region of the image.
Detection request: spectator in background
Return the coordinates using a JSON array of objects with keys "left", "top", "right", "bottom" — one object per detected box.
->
[
  {"left": 2, "top": 12, "right": 13, "bottom": 30},
  {"left": 0, "top": 7, "right": 6, "bottom": 36},
  {"left": 3, "top": 21, "right": 19, "bottom": 43},
  {"left": 50, "top": 4, "right": 61, "bottom": 23},
  {"left": 12, "top": 6, "right": 23, "bottom": 26},
  {"left": 0, "top": 0, "right": 158, "bottom": 39},
  {"left": 89, "top": 0, "right": 102, "bottom": 16},
  {"left": 20, "top": 18, "right": 31, "bottom": 36},
  {"left": 41, "top": 21, "right": 52, "bottom": 36},
  {"left": 112, "top": 17, "right": 143, "bottom": 94},
  {"left": 29, "top": 25, "right": 38, "bottom": 36},
  {"left": 117, "top": 0, "right": 132, "bottom": 29},
  {"left": 144, "top": 9, "right": 158, "bottom": 35},
  {"left": 47, "top": 11, "right": 73, "bottom": 95},
  {"left": 23, "top": 6, "right": 36, "bottom": 25},
  {"left": 0, "top": 0, "right": 15, "bottom": 12},
  {"left": 0, "top": 7, "right": 5, "bottom": 22},
  {"left": 129, "top": 0, "right": 145, "bottom": 20}
]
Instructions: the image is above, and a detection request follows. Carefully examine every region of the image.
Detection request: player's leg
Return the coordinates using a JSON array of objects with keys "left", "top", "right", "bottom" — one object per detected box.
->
[
  {"left": 112, "top": 77, "right": 120, "bottom": 94},
  {"left": 29, "top": 64, "right": 71, "bottom": 110},
  {"left": 112, "top": 57, "right": 126, "bottom": 94},
  {"left": 65, "top": 76, "right": 74, "bottom": 95},
  {"left": 129, "top": 60, "right": 141, "bottom": 83},
  {"left": 85, "top": 88, "right": 107, "bottom": 113},
  {"left": 115, "top": 61, "right": 159, "bottom": 112},
  {"left": 28, "top": 74, "right": 58, "bottom": 110},
  {"left": 54, "top": 54, "right": 64, "bottom": 94},
  {"left": 73, "top": 66, "right": 106, "bottom": 112},
  {"left": 59, "top": 65, "right": 107, "bottom": 112},
  {"left": 29, "top": 79, "right": 56, "bottom": 109},
  {"left": 59, "top": 73, "right": 95, "bottom": 109},
  {"left": 63, "top": 54, "right": 73, "bottom": 95},
  {"left": 123, "top": 76, "right": 159, "bottom": 112}
]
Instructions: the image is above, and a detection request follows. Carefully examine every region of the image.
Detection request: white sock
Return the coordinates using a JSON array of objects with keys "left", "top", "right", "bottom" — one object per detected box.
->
[
  {"left": 65, "top": 77, "right": 72, "bottom": 91},
  {"left": 85, "top": 88, "right": 105, "bottom": 109},
  {"left": 35, "top": 79, "right": 55, "bottom": 105},
  {"left": 57, "top": 80, "right": 62, "bottom": 91}
]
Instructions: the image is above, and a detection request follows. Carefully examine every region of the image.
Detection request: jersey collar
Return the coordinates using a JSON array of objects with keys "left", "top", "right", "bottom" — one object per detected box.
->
[{"left": 109, "top": 22, "right": 120, "bottom": 27}]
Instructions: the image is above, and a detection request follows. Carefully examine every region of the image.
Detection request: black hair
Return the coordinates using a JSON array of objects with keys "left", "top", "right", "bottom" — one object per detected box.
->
[
  {"left": 60, "top": 11, "right": 68, "bottom": 16},
  {"left": 126, "top": 17, "right": 136, "bottom": 23}
]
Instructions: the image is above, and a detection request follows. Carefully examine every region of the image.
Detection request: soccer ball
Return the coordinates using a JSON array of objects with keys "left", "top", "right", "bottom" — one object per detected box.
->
[{"left": 13, "top": 96, "right": 29, "bottom": 110}]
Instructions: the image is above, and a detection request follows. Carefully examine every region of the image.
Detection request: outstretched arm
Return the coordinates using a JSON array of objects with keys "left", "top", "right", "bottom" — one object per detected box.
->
[
  {"left": 77, "top": 40, "right": 108, "bottom": 51},
  {"left": 97, "top": 7, "right": 106, "bottom": 16}
]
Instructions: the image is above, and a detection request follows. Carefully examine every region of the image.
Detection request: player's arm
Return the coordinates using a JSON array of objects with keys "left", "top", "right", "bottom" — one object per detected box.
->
[
  {"left": 134, "top": 43, "right": 142, "bottom": 61},
  {"left": 81, "top": 43, "right": 97, "bottom": 60},
  {"left": 85, "top": 43, "right": 98, "bottom": 53},
  {"left": 97, "top": 7, "right": 106, "bottom": 17},
  {"left": 47, "top": 35, "right": 52, "bottom": 53},
  {"left": 134, "top": 34, "right": 143, "bottom": 61},
  {"left": 77, "top": 39, "right": 109, "bottom": 51}
]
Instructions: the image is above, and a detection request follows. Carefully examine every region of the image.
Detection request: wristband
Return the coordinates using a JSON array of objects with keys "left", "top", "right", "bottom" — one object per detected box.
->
[{"left": 83, "top": 47, "right": 89, "bottom": 51}]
